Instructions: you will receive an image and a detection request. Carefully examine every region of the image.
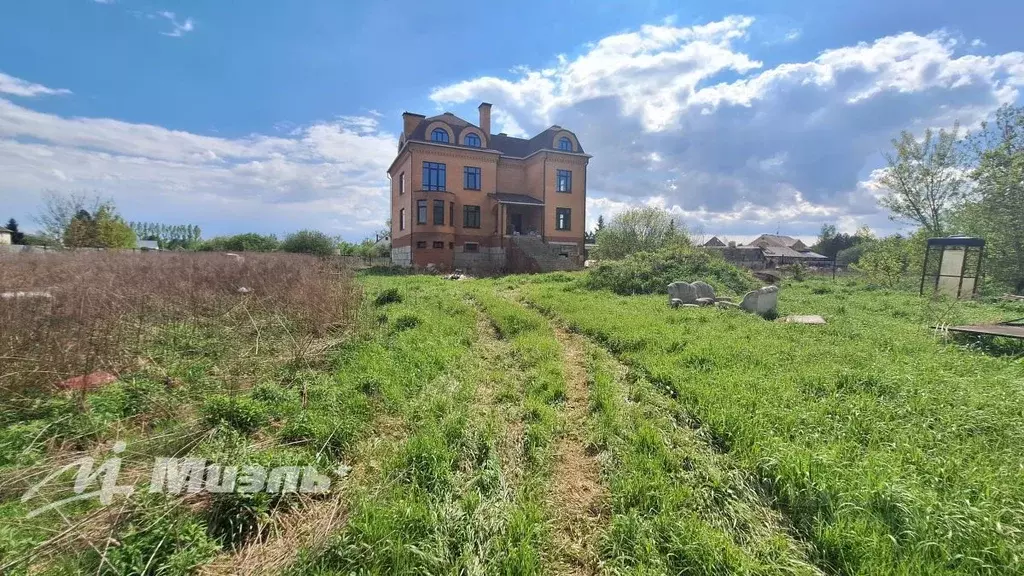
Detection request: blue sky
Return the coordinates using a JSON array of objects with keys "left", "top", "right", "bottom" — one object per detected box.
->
[{"left": 1, "top": 0, "right": 1022, "bottom": 242}]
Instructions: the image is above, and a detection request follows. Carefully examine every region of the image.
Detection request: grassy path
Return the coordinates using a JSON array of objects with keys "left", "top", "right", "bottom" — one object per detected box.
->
[
  {"left": 518, "top": 275, "right": 1024, "bottom": 574},
  {"left": 512, "top": 286, "right": 822, "bottom": 575},
  {"left": 291, "top": 283, "right": 552, "bottom": 573}
]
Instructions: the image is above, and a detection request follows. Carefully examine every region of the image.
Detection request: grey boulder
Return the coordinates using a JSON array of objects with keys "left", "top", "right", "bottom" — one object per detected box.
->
[
  {"left": 739, "top": 286, "right": 779, "bottom": 316},
  {"left": 692, "top": 281, "right": 716, "bottom": 300},
  {"left": 667, "top": 282, "right": 697, "bottom": 305}
]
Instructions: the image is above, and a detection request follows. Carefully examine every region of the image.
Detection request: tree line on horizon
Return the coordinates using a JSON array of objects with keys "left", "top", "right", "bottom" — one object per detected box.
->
[{"left": 5, "top": 191, "right": 390, "bottom": 258}]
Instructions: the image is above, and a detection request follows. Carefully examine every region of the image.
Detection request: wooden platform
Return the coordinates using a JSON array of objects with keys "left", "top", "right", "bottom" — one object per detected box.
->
[{"left": 942, "top": 320, "right": 1024, "bottom": 340}]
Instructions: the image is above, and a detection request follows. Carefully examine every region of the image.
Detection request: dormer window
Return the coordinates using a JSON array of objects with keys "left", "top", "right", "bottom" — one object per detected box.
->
[
  {"left": 431, "top": 128, "right": 450, "bottom": 143},
  {"left": 465, "top": 133, "right": 481, "bottom": 147},
  {"left": 558, "top": 137, "right": 573, "bottom": 151}
]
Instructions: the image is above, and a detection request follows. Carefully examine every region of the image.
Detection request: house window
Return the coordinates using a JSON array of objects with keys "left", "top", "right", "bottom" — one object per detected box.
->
[
  {"left": 556, "top": 169, "right": 572, "bottom": 193},
  {"left": 558, "top": 137, "right": 572, "bottom": 151},
  {"left": 450, "top": 202, "right": 454, "bottom": 226},
  {"left": 433, "top": 241, "right": 445, "bottom": 249},
  {"left": 465, "top": 242, "right": 479, "bottom": 252},
  {"left": 464, "top": 166, "right": 481, "bottom": 190},
  {"left": 433, "top": 199, "right": 445, "bottom": 225},
  {"left": 556, "top": 208, "right": 571, "bottom": 231},
  {"left": 465, "top": 133, "right": 481, "bottom": 147},
  {"left": 449, "top": 242, "right": 454, "bottom": 249},
  {"left": 431, "top": 128, "right": 449, "bottom": 143},
  {"left": 463, "top": 205, "right": 481, "bottom": 228},
  {"left": 416, "top": 200, "right": 427, "bottom": 224},
  {"left": 399, "top": 172, "right": 405, "bottom": 195},
  {"left": 416, "top": 240, "right": 427, "bottom": 249},
  {"left": 399, "top": 208, "right": 405, "bottom": 231},
  {"left": 423, "top": 162, "right": 446, "bottom": 190}
]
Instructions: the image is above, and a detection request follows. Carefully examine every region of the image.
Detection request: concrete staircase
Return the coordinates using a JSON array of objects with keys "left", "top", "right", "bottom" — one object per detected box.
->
[{"left": 509, "top": 236, "right": 579, "bottom": 272}]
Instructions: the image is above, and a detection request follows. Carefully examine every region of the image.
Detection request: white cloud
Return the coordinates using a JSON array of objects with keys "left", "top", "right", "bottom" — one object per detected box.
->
[
  {"left": 432, "top": 18, "right": 1024, "bottom": 237},
  {"left": 0, "top": 73, "right": 396, "bottom": 238},
  {"left": 0, "top": 72, "right": 71, "bottom": 98},
  {"left": 159, "top": 12, "right": 195, "bottom": 37}
]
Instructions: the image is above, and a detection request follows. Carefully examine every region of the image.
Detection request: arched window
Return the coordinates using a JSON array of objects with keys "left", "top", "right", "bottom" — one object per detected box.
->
[
  {"left": 558, "top": 137, "right": 573, "bottom": 151},
  {"left": 465, "top": 133, "right": 481, "bottom": 147},
  {"left": 431, "top": 128, "right": 450, "bottom": 143}
]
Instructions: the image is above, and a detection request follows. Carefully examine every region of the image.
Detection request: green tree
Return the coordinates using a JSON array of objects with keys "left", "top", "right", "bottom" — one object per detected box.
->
[
  {"left": 878, "top": 124, "right": 968, "bottom": 236},
  {"left": 958, "top": 105, "right": 1024, "bottom": 293},
  {"left": 5, "top": 218, "right": 25, "bottom": 244},
  {"left": 63, "top": 210, "right": 96, "bottom": 248},
  {"left": 593, "top": 207, "right": 689, "bottom": 260},
  {"left": 854, "top": 235, "right": 910, "bottom": 288},
  {"left": 94, "top": 206, "right": 137, "bottom": 248},
  {"left": 281, "top": 230, "right": 336, "bottom": 257},
  {"left": 129, "top": 221, "right": 203, "bottom": 249},
  {"left": 811, "top": 223, "right": 870, "bottom": 260},
  {"left": 63, "top": 205, "right": 136, "bottom": 248}
]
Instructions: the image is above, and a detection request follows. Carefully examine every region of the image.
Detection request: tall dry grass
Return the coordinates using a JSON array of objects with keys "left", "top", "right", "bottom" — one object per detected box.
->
[{"left": 0, "top": 251, "right": 361, "bottom": 399}]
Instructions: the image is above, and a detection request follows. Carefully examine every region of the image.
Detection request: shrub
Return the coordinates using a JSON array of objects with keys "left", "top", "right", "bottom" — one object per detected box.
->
[
  {"left": 583, "top": 247, "right": 759, "bottom": 295},
  {"left": 201, "top": 395, "right": 270, "bottom": 434},
  {"left": 854, "top": 236, "right": 911, "bottom": 288},
  {"left": 281, "top": 230, "right": 336, "bottom": 257},
  {"left": 101, "top": 497, "right": 220, "bottom": 575},
  {"left": 593, "top": 207, "right": 690, "bottom": 260},
  {"left": 199, "top": 232, "right": 280, "bottom": 252},
  {"left": 280, "top": 408, "right": 365, "bottom": 456},
  {"left": 837, "top": 242, "right": 873, "bottom": 267},
  {"left": 374, "top": 287, "right": 402, "bottom": 306},
  {"left": 786, "top": 262, "right": 808, "bottom": 281},
  {"left": 393, "top": 314, "right": 421, "bottom": 332}
]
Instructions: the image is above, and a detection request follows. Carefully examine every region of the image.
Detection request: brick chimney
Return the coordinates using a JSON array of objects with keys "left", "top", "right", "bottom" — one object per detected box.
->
[
  {"left": 402, "top": 112, "right": 424, "bottom": 136},
  {"left": 478, "top": 102, "right": 492, "bottom": 136}
]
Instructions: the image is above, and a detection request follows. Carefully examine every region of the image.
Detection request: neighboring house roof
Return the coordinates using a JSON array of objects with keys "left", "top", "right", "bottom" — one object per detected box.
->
[
  {"left": 759, "top": 245, "right": 804, "bottom": 258},
  {"left": 751, "top": 234, "right": 800, "bottom": 247},
  {"left": 0, "top": 227, "right": 12, "bottom": 233},
  {"left": 138, "top": 240, "right": 160, "bottom": 250},
  {"left": 751, "top": 234, "right": 809, "bottom": 250},
  {"left": 703, "top": 236, "right": 726, "bottom": 247},
  {"left": 798, "top": 250, "right": 829, "bottom": 259},
  {"left": 491, "top": 192, "right": 545, "bottom": 206},
  {"left": 760, "top": 245, "right": 827, "bottom": 259}
]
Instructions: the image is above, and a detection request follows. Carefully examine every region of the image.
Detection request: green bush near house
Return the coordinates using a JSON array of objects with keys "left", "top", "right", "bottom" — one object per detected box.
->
[
  {"left": 584, "top": 247, "right": 759, "bottom": 296},
  {"left": 281, "top": 229, "right": 337, "bottom": 257}
]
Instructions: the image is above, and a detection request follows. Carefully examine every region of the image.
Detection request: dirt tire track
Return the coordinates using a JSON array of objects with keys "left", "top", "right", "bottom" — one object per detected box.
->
[
  {"left": 547, "top": 324, "right": 607, "bottom": 576},
  {"left": 199, "top": 416, "right": 405, "bottom": 576},
  {"left": 537, "top": 305, "right": 826, "bottom": 576},
  {"left": 206, "top": 298, "right": 518, "bottom": 576}
]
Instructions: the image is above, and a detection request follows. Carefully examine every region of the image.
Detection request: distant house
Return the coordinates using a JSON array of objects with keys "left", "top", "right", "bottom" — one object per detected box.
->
[
  {"left": 704, "top": 232, "right": 828, "bottom": 269},
  {"left": 0, "top": 227, "right": 11, "bottom": 245},
  {"left": 138, "top": 240, "right": 160, "bottom": 251},
  {"left": 750, "top": 234, "right": 808, "bottom": 251}
]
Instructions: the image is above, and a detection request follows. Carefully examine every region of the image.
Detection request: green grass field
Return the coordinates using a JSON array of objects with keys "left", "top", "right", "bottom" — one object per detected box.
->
[{"left": 2, "top": 269, "right": 1023, "bottom": 575}]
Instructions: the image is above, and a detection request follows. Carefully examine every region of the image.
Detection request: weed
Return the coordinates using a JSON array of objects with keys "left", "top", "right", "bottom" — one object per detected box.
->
[
  {"left": 202, "top": 395, "right": 270, "bottom": 434},
  {"left": 391, "top": 314, "right": 421, "bottom": 331},
  {"left": 373, "top": 287, "right": 402, "bottom": 306}
]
